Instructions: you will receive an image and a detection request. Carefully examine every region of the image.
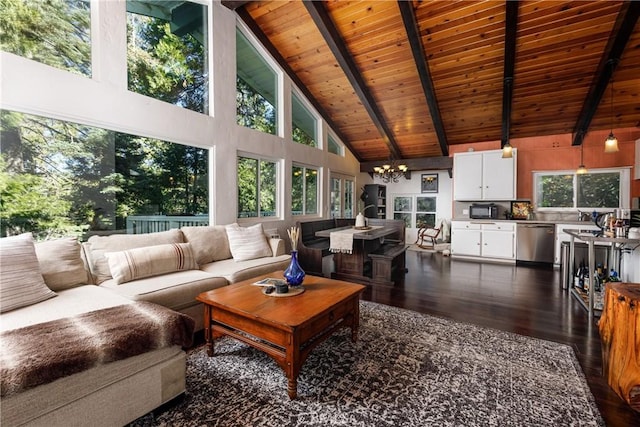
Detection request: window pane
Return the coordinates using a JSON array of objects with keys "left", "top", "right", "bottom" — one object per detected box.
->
[
  {"left": 344, "top": 179, "right": 354, "bottom": 218},
  {"left": 127, "top": 1, "right": 209, "bottom": 114},
  {"left": 1, "top": 110, "right": 209, "bottom": 239},
  {"left": 236, "top": 29, "right": 277, "bottom": 134},
  {"left": 237, "top": 157, "right": 258, "bottom": 218},
  {"left": 394, "top": 212, "right": 411, "bottom": 228},
  {"left": 394, "top": 197, "right": 412, "bottom": 212},
  {"left": 292, "top": 92, "right": 317, "bottom": 147},
  {"left": 538, "top": 174, "right": 573, "bottom": 208},
  {"left": 328, "top": 134, "right": 341, "bottom": 155},
  {"left": 330, "top": 178, "right": 341, "bottom": 218},
  {"left": 292, "top": 166, "right": 304, "bottom": 215},
  {"left": 305, "top": 168, "right": 318, "bottom": 214},
  {"left": 0, "top": 0, "right": 91, "bottom": 76},
  {"left": 417, "top": 197, "right": 436, "bottom": 212},
  {"left": 416, "top": 213, "right": 436, "bottom": 228},
  {"left": 259, "top": 160, "right": 277, "bottom": 217},
  {"left": 577, "top": 173, "right": 619, "bottom": 208}
]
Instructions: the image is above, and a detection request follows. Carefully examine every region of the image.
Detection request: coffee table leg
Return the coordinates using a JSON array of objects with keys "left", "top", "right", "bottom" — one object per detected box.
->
[
  {"left": 286, "top": 333, "right": 301, "bottom": 399},
  {"left": 203, "top": 304, "right": 213, "bottom": 357}
]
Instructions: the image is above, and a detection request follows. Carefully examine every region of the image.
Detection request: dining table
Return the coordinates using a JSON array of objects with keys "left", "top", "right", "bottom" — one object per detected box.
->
[{"left": 315, "top": 225, "right": 400, "bottom": 284}]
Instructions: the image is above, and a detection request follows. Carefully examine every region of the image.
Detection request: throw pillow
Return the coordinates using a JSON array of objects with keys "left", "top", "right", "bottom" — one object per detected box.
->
[
  {"left": 225, "top": 223, "right": 272, "bottom": 262},
  {"left": 35, "top": 237, "right": 90, "bottom": 291},
  {"left": 104, "top": 242, "right": 198, "bottom": 285},
  {"left": 0, "top": 233, "right": 57, "bottom": 313},
  {"left": 181, "top": 225, "right": 232, "bottom": 264}
]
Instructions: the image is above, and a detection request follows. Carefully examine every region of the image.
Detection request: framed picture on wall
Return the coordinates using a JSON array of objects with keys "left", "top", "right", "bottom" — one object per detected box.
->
[{"left": 421, "top": 174, "right": 438, "bottom": 193}]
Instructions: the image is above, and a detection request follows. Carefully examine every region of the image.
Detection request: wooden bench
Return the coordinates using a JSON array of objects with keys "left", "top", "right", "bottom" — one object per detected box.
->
[{"left": 368, "top": 243, "right": 408, "bottom": 287}]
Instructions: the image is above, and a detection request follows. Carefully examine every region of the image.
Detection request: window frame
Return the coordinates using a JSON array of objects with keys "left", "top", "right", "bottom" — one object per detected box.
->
[
  {"left": 329, "top": 174, "right": 354, "bottom": 218},
  {"left": 327, "top": 132, "right": 344, "bottom": 156},
  {"left": 291, "top": 163, "right": 319, "bottom": 217},
  {"left": 236, "top": 153, "right": 280, "bottom": 220},
  {"left": 291, "top": 88, "right": 320, "bottom": 148},
  {"left": 533, "top": 167, "right": 630, "bottom": 212}
]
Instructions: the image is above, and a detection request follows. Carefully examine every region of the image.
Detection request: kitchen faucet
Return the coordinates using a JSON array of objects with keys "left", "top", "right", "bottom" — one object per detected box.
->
[{"left": 577, "top": 210, "right": 590, "bottom": 222}]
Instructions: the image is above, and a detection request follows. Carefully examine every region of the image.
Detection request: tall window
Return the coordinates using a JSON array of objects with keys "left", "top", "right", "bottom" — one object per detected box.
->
[
  {"left": 0, "top": 0, "right": 91, "bottom": 76},
  {"left": 416, "top": 196, "right": 437, "bottom": 227},
  {"left": 236, "top": 28, "right": 277, "bottom": 135},
  {"left": 237, "top": 156, "right": 278, "bottom": 218},
  {"left": 328, "top": 134, "right": 342, "bottom": 155},
  {"left": 291, "top": 165, "right": 318, "bottom": 216},
  {"left": 127, "top": 1, "right": 209, "bottom": 114},
  {"left": 392, "top": 195, "right": 436, "bottom": 228},
  {"left": 0, "top": 110, "right": 209, "bottom": 239},
  {"left": 291, "top": 91, "right": 317, "bottom": 147},
  {"left": 534, "top": 169, "right": 629, "bottom": 209},
  {"left": 330, "top": 175, "right": 354, "bottom": 218}
]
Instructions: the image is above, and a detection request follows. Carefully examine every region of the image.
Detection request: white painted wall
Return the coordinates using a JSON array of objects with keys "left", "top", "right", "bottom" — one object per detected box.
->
[
  {"left": 372, "top": 170, "right": 453, "bottom": 243},
  {"left": 0, "top": 1, "right": 362, "bottom": 242}
]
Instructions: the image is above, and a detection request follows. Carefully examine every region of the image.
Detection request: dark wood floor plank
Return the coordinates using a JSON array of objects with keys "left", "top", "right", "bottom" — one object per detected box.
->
[{"left": 361, "top": 251, "right": 640, "bottom": 427}]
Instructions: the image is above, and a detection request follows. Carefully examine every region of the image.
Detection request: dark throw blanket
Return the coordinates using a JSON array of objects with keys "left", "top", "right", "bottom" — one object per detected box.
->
[{"left": 0, "top": 302, "right": 195, "bottom": 397}]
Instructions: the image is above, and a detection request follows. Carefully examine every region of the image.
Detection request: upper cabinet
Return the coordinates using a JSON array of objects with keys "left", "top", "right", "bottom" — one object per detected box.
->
[{"left": 453, "top": 149, "right": 517, "bottom": 201}]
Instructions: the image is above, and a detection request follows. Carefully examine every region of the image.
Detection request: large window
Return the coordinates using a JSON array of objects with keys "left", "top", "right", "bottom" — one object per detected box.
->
[
  {"left": 416, "top": 196, "right": 437, "bottom": 227},
  {"left": 0, "top": 0, "right": 91, "bottom": 76},
  {"left": 330, "top": 175, "right": 354, "bottom": 218},
  {"left": 534, "top": 169, "right": 629, "bottom": 209},
  {"left": 291, "top": 165, "right": 318, "bottom": 216},
  {"left": 236, "top": 28, "right": 277, "bottom": 135},
  {"left": 393, "top": 196, "right": 412, "bottom": 228},
  {"left": 127, "top": 1, "right": 209, "bottom": 114},
  {"left": 291, "top": 91, "right": 317, "bottom": 147},
  {"left": 392, "top": 195, "right": 437, "bottom": 228},
  {"left": 237, "top": 155, "right": 278, "bottom": 218},
  {"left": 0, "top": 110, "right": 209, "bottom": 239}
]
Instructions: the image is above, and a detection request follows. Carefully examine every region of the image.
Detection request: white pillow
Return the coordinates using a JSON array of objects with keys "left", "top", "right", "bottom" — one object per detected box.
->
[
  {"left": 105, "top": 243, "right": 198, "bottom": 285},
  {"left": 0, "top": 233, "right": 57, "bottom": 313},
  {"left": 35, "top": 237, "right": 89, "bottom": 291},
  {"left": 225, "top": 223, "right": 273, "bottom": 262}
]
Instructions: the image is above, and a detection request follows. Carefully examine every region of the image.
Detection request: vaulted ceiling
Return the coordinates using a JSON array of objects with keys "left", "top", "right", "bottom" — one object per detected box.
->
[{"left": 225, "top": 1, "right": 640, "bottom": 166}]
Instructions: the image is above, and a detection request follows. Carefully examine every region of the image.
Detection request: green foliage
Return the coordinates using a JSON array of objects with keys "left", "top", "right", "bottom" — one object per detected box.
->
[
  {"left": 539, "top": 175, "right": 573, "bottom": 207},
  {"left": 236, "top": 77, "right": 276, "bottom": 134},
  {"left": 292, "top": 125, "right": 315, "bottom": 147},
  {"left": 0, "top": 0, "right": 91, "bottom": 76}
]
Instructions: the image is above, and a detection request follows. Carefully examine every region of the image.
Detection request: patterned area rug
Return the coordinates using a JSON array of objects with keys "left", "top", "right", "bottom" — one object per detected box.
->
[{"left": 130, "top": 301, "right": 603, "bottom": 427}]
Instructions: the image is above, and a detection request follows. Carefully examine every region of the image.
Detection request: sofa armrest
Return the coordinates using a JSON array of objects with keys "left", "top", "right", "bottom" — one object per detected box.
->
[{"left": 269, "top": 238, "right": 286, "bottom": 256}]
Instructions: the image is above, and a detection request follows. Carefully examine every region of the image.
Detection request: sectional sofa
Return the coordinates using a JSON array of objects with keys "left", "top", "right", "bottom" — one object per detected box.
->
[{"left": 0, "top": 223, "right": 291, "bottom": 426}]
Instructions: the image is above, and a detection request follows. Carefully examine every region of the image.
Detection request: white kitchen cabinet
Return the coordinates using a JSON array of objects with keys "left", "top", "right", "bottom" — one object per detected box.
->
[
  {"left": 453, "top": 149, "right": 517, "bottom": 201},
  {"left": 451, "top": 221, "right": 515, "bottom": 260}
]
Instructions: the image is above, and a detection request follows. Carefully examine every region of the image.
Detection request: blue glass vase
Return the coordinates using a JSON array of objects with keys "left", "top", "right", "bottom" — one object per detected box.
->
[{"left": 284, "top": 250, "right": 305, "bottom": 287}]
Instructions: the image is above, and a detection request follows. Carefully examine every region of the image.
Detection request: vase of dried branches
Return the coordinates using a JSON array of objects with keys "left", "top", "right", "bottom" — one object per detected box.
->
[{"left": 284, "top": 226, "right": 305, "bottom": 287}]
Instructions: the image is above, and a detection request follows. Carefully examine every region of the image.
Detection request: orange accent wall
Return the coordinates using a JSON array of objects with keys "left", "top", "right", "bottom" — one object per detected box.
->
[{"left": 449, "top": 128, "right": 639, "bottom": 203}]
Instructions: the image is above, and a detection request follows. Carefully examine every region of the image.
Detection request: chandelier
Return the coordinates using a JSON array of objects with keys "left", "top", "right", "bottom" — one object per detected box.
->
[{"left": 373, "top": 161, "right": 408, "bottom": 183}]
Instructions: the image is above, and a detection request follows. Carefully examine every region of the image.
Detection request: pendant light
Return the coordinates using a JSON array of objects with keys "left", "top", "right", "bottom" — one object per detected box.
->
[
  {"left": 501, "top": 141, "right": 513, "bottom": 158},
  {"left": 576, "top": 143, "right": 587, "bottom": 175},
  {"left": 604, "top": 70, "right": 619, "bottom": 153}
]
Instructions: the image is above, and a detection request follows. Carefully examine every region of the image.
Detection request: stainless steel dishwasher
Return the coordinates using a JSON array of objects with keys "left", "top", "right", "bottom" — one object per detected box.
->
[{"left": 516, "top": 223, "right": 555, "bottom": 265}]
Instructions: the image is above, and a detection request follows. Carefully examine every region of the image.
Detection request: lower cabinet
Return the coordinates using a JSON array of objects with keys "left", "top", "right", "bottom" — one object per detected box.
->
[{"left": 451, "top": 221, "right": 515, "bottom": 261}]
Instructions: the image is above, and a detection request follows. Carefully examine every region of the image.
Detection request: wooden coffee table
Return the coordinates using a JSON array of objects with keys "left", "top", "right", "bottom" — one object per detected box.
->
[{"left": 196, "top": 272, "right": 365, "bottom": 399}]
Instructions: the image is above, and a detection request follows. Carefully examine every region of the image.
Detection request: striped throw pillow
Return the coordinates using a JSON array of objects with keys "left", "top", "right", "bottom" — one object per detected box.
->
[
  {"left": 104, "top": 243, "right": 197, "bottom": 285},
  {"left": 225, "top": 223, "right": 272, "bottom": 262},
  {"left": 0, "top": 233, "right": 57, "bottom": 313}
]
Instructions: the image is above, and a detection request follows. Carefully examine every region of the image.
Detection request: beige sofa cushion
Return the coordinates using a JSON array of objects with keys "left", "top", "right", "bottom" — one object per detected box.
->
[
  {"left": 181, "top": 225, "right": 232, "bottom": 264},
  {"left": 84, "top": 229, "right": 184, "bottom": 284},
  {"left": 100, "top": 270, "right": 227, "bottom": 312},
  {"left": 104, "top": 243, "right": 197, "bottom": 285},
  {"left": 35, "top": 237, "right": 89, "bottom": 291},
  {"left": 199, "top": 254, "right": 291, "bottom": 284},
  {"left": 225, "top": 223, "right": 272, "bottom": 261},
  {"left": 0, "top": 233, "right": 57, "bottom": 313}
]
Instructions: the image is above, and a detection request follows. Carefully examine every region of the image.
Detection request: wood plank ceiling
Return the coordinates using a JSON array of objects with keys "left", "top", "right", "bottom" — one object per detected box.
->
[{"left": 231, "top": 1, "right": 640, "bottom": 166}]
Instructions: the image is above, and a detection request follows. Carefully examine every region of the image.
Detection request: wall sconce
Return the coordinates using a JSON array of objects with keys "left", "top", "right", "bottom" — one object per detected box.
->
[{"left": 502, "top": 141, "right": 513, "bottom": 158}]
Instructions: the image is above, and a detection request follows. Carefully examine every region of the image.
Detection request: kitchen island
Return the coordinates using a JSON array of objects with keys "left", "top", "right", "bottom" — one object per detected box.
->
[{"left": 564, "top": 229, "right": 640, "bottom": 320}]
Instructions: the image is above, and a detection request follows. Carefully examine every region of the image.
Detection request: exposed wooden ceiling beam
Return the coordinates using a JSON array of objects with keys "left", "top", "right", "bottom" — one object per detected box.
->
[
  {"left": 221, "top": 1, "right": 249, "bottom": 11},
  {"left": 501, "top": 1, "right": 519, "bottom": 148},
  {"left": 398, "top": 1, "right": 449, "bottom": 157},
  {"left": 303, "top": 1, "right": 403, "bottom": 160},
  {"left": 572, "top": 1, "right": 640, "bottom": 146},
  {"left": 235, "top": 6, "right": 363, "bottom": 162}
]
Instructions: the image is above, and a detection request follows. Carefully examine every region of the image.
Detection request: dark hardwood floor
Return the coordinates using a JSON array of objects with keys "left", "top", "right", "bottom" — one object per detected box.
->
[{"left": 361, "top": 250, "right": 639, "bottom": 427}]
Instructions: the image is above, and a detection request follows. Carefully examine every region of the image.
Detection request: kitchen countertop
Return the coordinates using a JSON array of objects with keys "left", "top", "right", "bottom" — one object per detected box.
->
[
  {"left": 563, "top": 229, "right": 640, "bottom": 245},
  {"left": 451, "top": 218, "right": 597, "bottom": 226}
]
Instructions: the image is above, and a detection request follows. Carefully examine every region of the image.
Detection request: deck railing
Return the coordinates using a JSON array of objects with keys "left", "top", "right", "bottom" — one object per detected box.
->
[{"left": 125, "top": 215, "right": 209, "bottom": 234}]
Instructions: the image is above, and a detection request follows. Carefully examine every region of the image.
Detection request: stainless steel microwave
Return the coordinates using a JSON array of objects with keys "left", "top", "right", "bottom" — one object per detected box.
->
[{"left": 469, "top": 203, "right": 498, "bottom": 219}]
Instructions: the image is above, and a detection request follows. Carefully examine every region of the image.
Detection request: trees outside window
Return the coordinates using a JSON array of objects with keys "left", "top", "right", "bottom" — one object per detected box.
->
[
  {"left": 127, "top": 1, "right": 209, "bottom": 114},
  {"left": 236, "top": 28, "right": 277, "bottom": 134},
  {"left": 237, "top": 156, "right": 278, "bottom": 218},
  {"left": 291, "top": 91, "right": 317, "bottom": 147},
  {"left": 393, "top": 196, "right": 412, "bottom": 228},
  {"left": 416, "top": 196, "right": 437, "bottom": 227},
  {"left": 535, "top": 170, "right": 626, "bottom": 209},
  {"left": 0, "top": 110, "right": 208, "bottom": 239},
  {"left": 0, "top": 0, "right": 91, "bottom": 76},
  {"left": 292, "top": 165, "right": 318, "bottom": 216}
]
